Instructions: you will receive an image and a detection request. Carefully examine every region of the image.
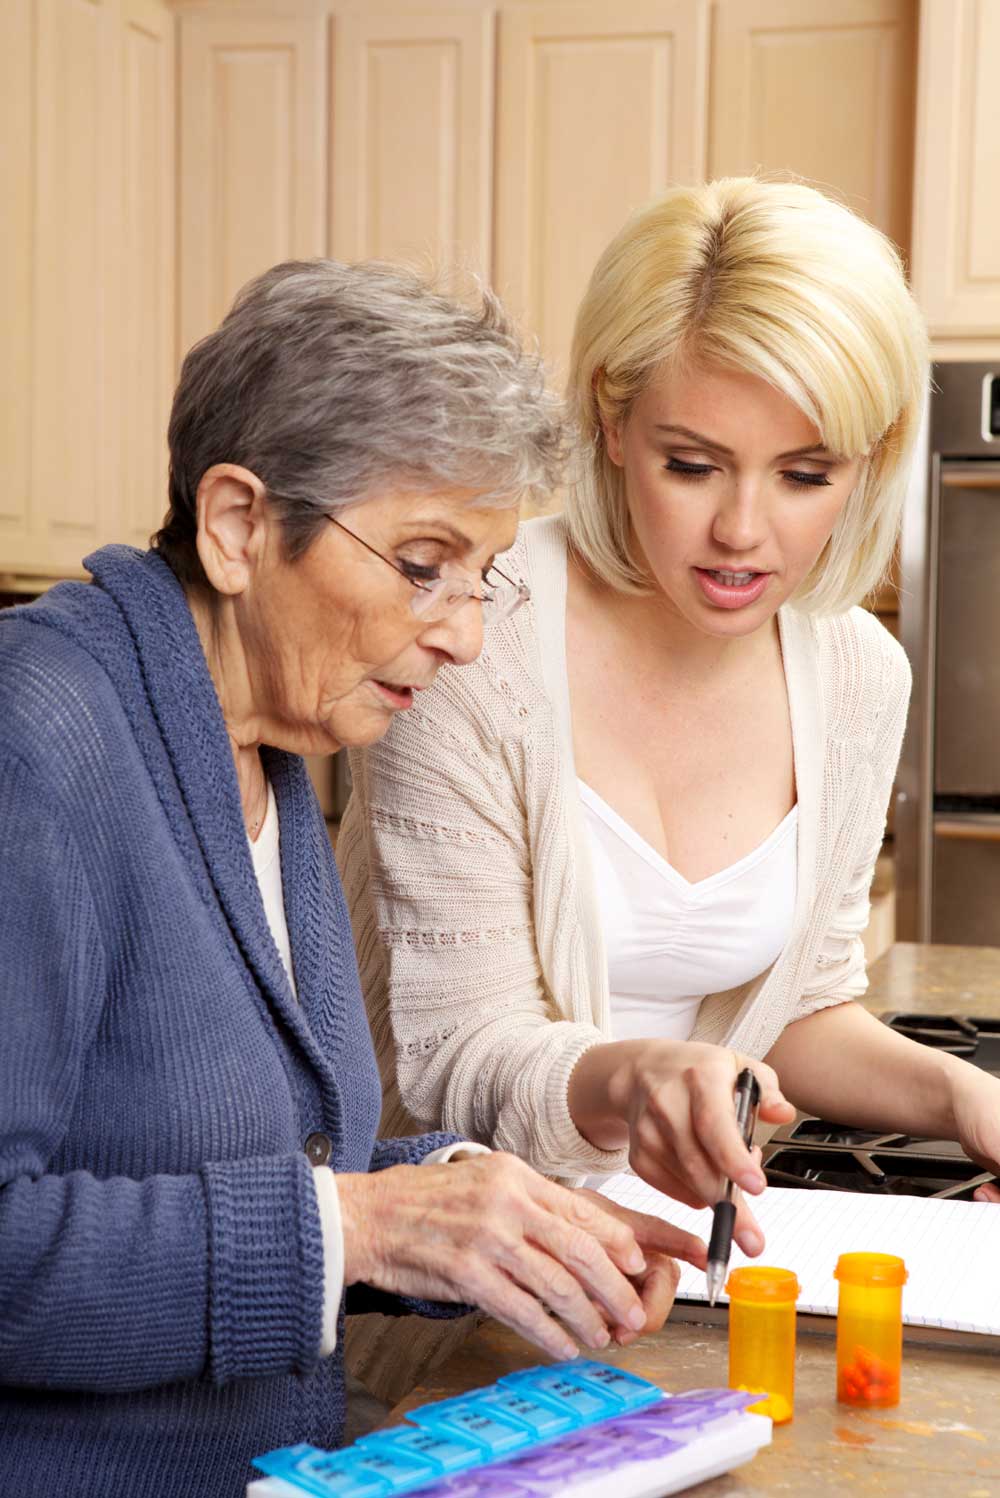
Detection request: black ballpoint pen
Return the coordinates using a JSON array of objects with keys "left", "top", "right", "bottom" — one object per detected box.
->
[{"left": 705, "top": 1068, "right": 761, "bottom": 1307}]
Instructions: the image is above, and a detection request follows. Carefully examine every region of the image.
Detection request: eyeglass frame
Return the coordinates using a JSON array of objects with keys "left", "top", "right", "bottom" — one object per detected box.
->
[{"left": 327, "top": 514, "right": 530, "bottom": 625}]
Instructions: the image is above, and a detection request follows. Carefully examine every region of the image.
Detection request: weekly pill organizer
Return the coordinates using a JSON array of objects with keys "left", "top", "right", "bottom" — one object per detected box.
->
[{"left": 246, "top": 1360, "right": 772, "bottom": 1498}]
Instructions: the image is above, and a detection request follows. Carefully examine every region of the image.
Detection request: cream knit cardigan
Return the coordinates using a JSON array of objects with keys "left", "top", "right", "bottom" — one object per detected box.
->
[{"left": 338, "top": 513, "right": 911, "bottom": 1179}]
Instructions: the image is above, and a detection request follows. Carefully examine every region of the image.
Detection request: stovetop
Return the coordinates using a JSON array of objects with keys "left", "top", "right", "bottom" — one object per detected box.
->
[
  {"left": 760, "top": 1011, "right": 999, "bottom": 1201},
  {"left": 879, "top": 1012, "right": 1000, "bottom": 1071}
]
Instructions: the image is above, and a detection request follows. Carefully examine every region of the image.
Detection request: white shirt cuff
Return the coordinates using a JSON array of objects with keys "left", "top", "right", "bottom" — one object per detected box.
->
[
  {"left": 421, "top": 1141, "right": 492, "bottom": 1165},
  {"left": 312, "top": 1165, "right": 343, "bottom": 1358}
]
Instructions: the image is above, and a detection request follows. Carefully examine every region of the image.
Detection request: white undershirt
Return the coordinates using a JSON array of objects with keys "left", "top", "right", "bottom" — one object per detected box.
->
[
  {"left": 248, "top": 780, "right": 487, "bottom": 1358},
  {"left": 248, "top": 781, "right": 297, "bottom": 998},
  {"left": 578, "top": 780, "right": 798, "bottom": 1044}
]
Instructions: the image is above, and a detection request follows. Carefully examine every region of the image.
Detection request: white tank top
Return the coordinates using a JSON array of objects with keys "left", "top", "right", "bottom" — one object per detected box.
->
[
  {"left": 578, "top": 780, "right": 797, "bottom": 1043},
  {"left": 248, "top": 779, "right": 298, "bottom": 999}
]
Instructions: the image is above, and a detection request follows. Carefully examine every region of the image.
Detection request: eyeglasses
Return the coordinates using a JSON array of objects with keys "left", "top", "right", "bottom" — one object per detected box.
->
[{"left": 328, "top": 516, "right": 530, "bottom": 626}]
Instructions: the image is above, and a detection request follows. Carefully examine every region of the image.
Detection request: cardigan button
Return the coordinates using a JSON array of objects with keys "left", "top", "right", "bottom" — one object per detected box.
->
[{"left": 304, "top": 1131, "right": 332, "bottom": 1167}]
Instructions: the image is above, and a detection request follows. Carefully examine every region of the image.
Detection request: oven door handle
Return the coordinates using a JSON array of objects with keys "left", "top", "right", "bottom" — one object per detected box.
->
[
  {"left": 941, "top": 468, "right": 1000, "bottom": 491},
  {"left": 934, "top": 815, "right": 1000, "bottom": 842}
]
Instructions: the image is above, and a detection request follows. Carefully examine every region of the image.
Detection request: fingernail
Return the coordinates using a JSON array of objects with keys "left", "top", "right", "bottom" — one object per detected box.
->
[
  {"left": 559, "top": 1340, "right": 578, "bottom": 1361},
  {"left": 739, "top": 1172, "right": 764, "bottom": 1194},
  {"left": 593, "top": 1326, "right": 611, "bottom": 1348},
  {"left": 627, "top": 1250, "right": 646, "bottom": 1274},
  {"left": 745, "top": 1232, "right": 763, "bottom": 1255},
  {"left": 627, "top": 1305, "right": 646, "bottom": 1331}
]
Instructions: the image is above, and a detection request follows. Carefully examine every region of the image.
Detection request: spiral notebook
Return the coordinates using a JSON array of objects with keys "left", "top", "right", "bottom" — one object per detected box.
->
[{"left": 597, "top": 1176, "right": 1000, "bottom": 1349}]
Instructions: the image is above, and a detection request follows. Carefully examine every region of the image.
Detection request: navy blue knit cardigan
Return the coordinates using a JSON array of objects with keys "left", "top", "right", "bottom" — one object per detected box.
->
[{"left": 0, "top": 545, "right": 460, "bottom": 1498}]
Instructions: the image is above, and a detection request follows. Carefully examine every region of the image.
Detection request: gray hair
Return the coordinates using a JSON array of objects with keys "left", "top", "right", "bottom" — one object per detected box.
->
[{"left": 155, "top": 259, "right": 566, "bottom": 583}]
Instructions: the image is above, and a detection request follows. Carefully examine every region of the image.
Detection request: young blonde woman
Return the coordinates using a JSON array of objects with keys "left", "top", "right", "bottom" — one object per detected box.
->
[{"left": 338, "top": 179, "right": 1000, "bottom": 1258}]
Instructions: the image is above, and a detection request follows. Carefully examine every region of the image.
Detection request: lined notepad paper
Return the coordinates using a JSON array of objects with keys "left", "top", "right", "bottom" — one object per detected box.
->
[{"left": 598, "top": 1175, "right": 1000, "bottom": 1338}]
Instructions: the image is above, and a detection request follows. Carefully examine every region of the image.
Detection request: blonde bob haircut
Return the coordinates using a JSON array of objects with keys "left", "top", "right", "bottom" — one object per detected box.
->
[{"left": 565, "top": 177, "right": 929, "bottom": 615}]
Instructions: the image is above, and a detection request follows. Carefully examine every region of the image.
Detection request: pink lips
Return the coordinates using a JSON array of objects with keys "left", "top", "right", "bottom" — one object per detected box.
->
[
  {"left": 371, "top": 680, "right": 416, "bottom": 709},
  {"left": 694, "top": 567, "right": 770, "bottom": 610}
]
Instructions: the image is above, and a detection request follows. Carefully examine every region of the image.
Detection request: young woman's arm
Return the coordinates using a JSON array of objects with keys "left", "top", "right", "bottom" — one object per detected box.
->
[
  {"left": 338, "top": 657, "right": 630, "bottom": 1180},
  {"left": 765, "top": 999, "right": 1000, "bottom": 1202}
]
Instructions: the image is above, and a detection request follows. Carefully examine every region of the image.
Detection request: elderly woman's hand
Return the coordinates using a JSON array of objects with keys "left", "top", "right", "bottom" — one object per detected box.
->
[
  {"left": 570, "top": 1186, "right": 706, "bottom": 1344},
  {"left": 336, "top": 1152, "right": 705, "bottom": 1361}
]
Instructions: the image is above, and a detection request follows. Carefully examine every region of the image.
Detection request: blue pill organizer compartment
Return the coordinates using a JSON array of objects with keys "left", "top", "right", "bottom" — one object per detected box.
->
[
  {"left": 338, "top": 1444, "right": 441, "bottom": 1493},
  {"left": 498, "top": 1362, "right": 628, "bottom": 1421},
  {"left": 252, "top": 1444, "right": 392, "bottom": 1497},
  {"left": 408, "top": 1396, "right": 533, "bottom": 1458},
  {"left": 356, "top": 1426, "right": 479, "bottom": 1476},
  {"left": 249, "top": 1365, "right": 776, "bottom": 1498},
  {"left": 478, "top": 1385, "right": 578, "bottom": 1439},
  {"left": 563, "top": 1359, "right": 665, "bottom": 1412}
]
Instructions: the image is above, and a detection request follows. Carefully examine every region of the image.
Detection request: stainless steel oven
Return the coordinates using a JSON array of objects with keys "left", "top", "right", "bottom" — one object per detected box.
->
[{"left": 897, "top": 362, "right": 1000, "bottom": 943}]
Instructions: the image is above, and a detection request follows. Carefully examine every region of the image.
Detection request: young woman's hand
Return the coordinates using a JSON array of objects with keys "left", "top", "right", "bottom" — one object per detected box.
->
[
  {"left": 568, "top": 1039, "right": 795, "bottom": 1255},
  {"left": 336, "top": 1152, "right": 705, "bottom": 1361},
  {"left": 946, "top": 1067, "right": 1000, "bottom": 1204}
]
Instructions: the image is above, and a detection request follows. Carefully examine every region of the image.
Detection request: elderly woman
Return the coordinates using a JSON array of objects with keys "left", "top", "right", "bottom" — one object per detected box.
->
[
  {"left": 340, "top": 179, "right": 1000, "bottom": 1254},
  {"left": 0, "top": 262, "right": 702, "bottom": 1498}
]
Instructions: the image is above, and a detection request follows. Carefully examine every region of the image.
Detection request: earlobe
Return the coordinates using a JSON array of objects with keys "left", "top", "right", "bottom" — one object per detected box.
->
[
  {"left": 194, "top": 464, "right": 267, "bottom": 596},
  {"left": 602, "top": 417, "right": 625, "bottom": 468},
  {"left": 592, "top": 370, "right": 625, "bottom": 469}
]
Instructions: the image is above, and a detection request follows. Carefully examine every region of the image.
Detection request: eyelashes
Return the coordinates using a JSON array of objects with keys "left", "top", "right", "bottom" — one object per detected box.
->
[
  {"left": 664, "top": 456, "right": 833, "bottom": 489},
  {"left": 397, "top": 559, "right": 440, "bottom": 582},
  {"left": 665, "top": 457, "right": 714, "bottom": 479},
  {"left": 397, "top": 558, "right": 495, "bottom": 585}
]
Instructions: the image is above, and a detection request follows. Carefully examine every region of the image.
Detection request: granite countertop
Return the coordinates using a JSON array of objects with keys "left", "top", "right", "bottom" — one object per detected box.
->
[{"left": 862, "top": 942, "right": 1000, "bottom": 1019}]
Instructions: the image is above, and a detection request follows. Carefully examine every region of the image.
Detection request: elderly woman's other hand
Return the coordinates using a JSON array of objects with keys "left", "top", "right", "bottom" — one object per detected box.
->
[
  {"left": 570, "top": 1186, "right": 706, "bottom": 1344},
  {"left": 337, "top": 1153, "right": 705, "bottom": 1361}
]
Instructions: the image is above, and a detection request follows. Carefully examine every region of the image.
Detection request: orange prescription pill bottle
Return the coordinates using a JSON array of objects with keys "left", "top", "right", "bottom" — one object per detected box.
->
[
  {"left": 726, "top": 1266, "right": 799, "bottom": 1425},
  {"left": 834, "top": 1252, "right": 907, "bottom": 1407}
]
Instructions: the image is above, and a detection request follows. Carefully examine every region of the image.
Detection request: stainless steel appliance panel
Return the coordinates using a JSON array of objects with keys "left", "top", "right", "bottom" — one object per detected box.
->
[
  {"left": 934, "top": 466, "right": 1000, "bottom": 795},
  {"left": 931, "top": 819, "right": 1000, "bottom": 945}
]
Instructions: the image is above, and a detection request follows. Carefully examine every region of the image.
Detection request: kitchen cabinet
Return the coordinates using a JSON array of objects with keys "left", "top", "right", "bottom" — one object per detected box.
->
[
  {"left": 176, "top": 6, "right": 326, "bottom": 353},
  {"left": 911, "top": 0, "right": 1000, "bottom": 354},
  {"left": 1, "top": 0, "right": 935, "bottom": 582},
  {"left": 329, "top": 5, "right": 494, "bottom": 272},
  {"left": 0, "top": 0, "right": 174, "bottom": 581},
  {"left": 709, "top": 0, "right": 916, "bottom": 261},
  {"left": 175, "top": 0, "right": 918, "bottom": 383},
  {"left": 494, "top": 0, "right": 708, "bottom": 384}
]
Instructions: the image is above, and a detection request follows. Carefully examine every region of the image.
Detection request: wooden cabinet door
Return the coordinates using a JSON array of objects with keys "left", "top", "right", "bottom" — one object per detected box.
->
[
  {"left": 495, "top": 0, "right": 709, "bottom": 386},
  {"left": 12, "top": 0, "right": 121, "bottom": 578},
  {"left": 709, "top": 0, "right": 917, "bottom": 258},
  {"left": 1, "top": 0, "right": 174, "bottom": 579},
  {"left": 177, "top": 8, "right": 326, "bottom": 354},
  {"left": 120, "top": 0, "right": 175, "bottom": 548},
  {"left": 911, "top": 0, "right": 1000, "bottom": 339},
  {"left": 0, "top": 0, "right": 36, "bottom": 573},
  {"left": 330, "top": 4, "right": 494, "bottom": 275}
]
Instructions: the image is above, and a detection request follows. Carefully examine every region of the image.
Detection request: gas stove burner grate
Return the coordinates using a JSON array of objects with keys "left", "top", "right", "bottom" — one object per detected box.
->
[
  {"left": 785, "top": 1119, "right": 964, "bottom": 1154},
  {"left": 880, "top": 1012, "right": 1000, "bottom": 1069},
  {"left": 763, "top": 1144, "right": 995, "bottom": 1201}
]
